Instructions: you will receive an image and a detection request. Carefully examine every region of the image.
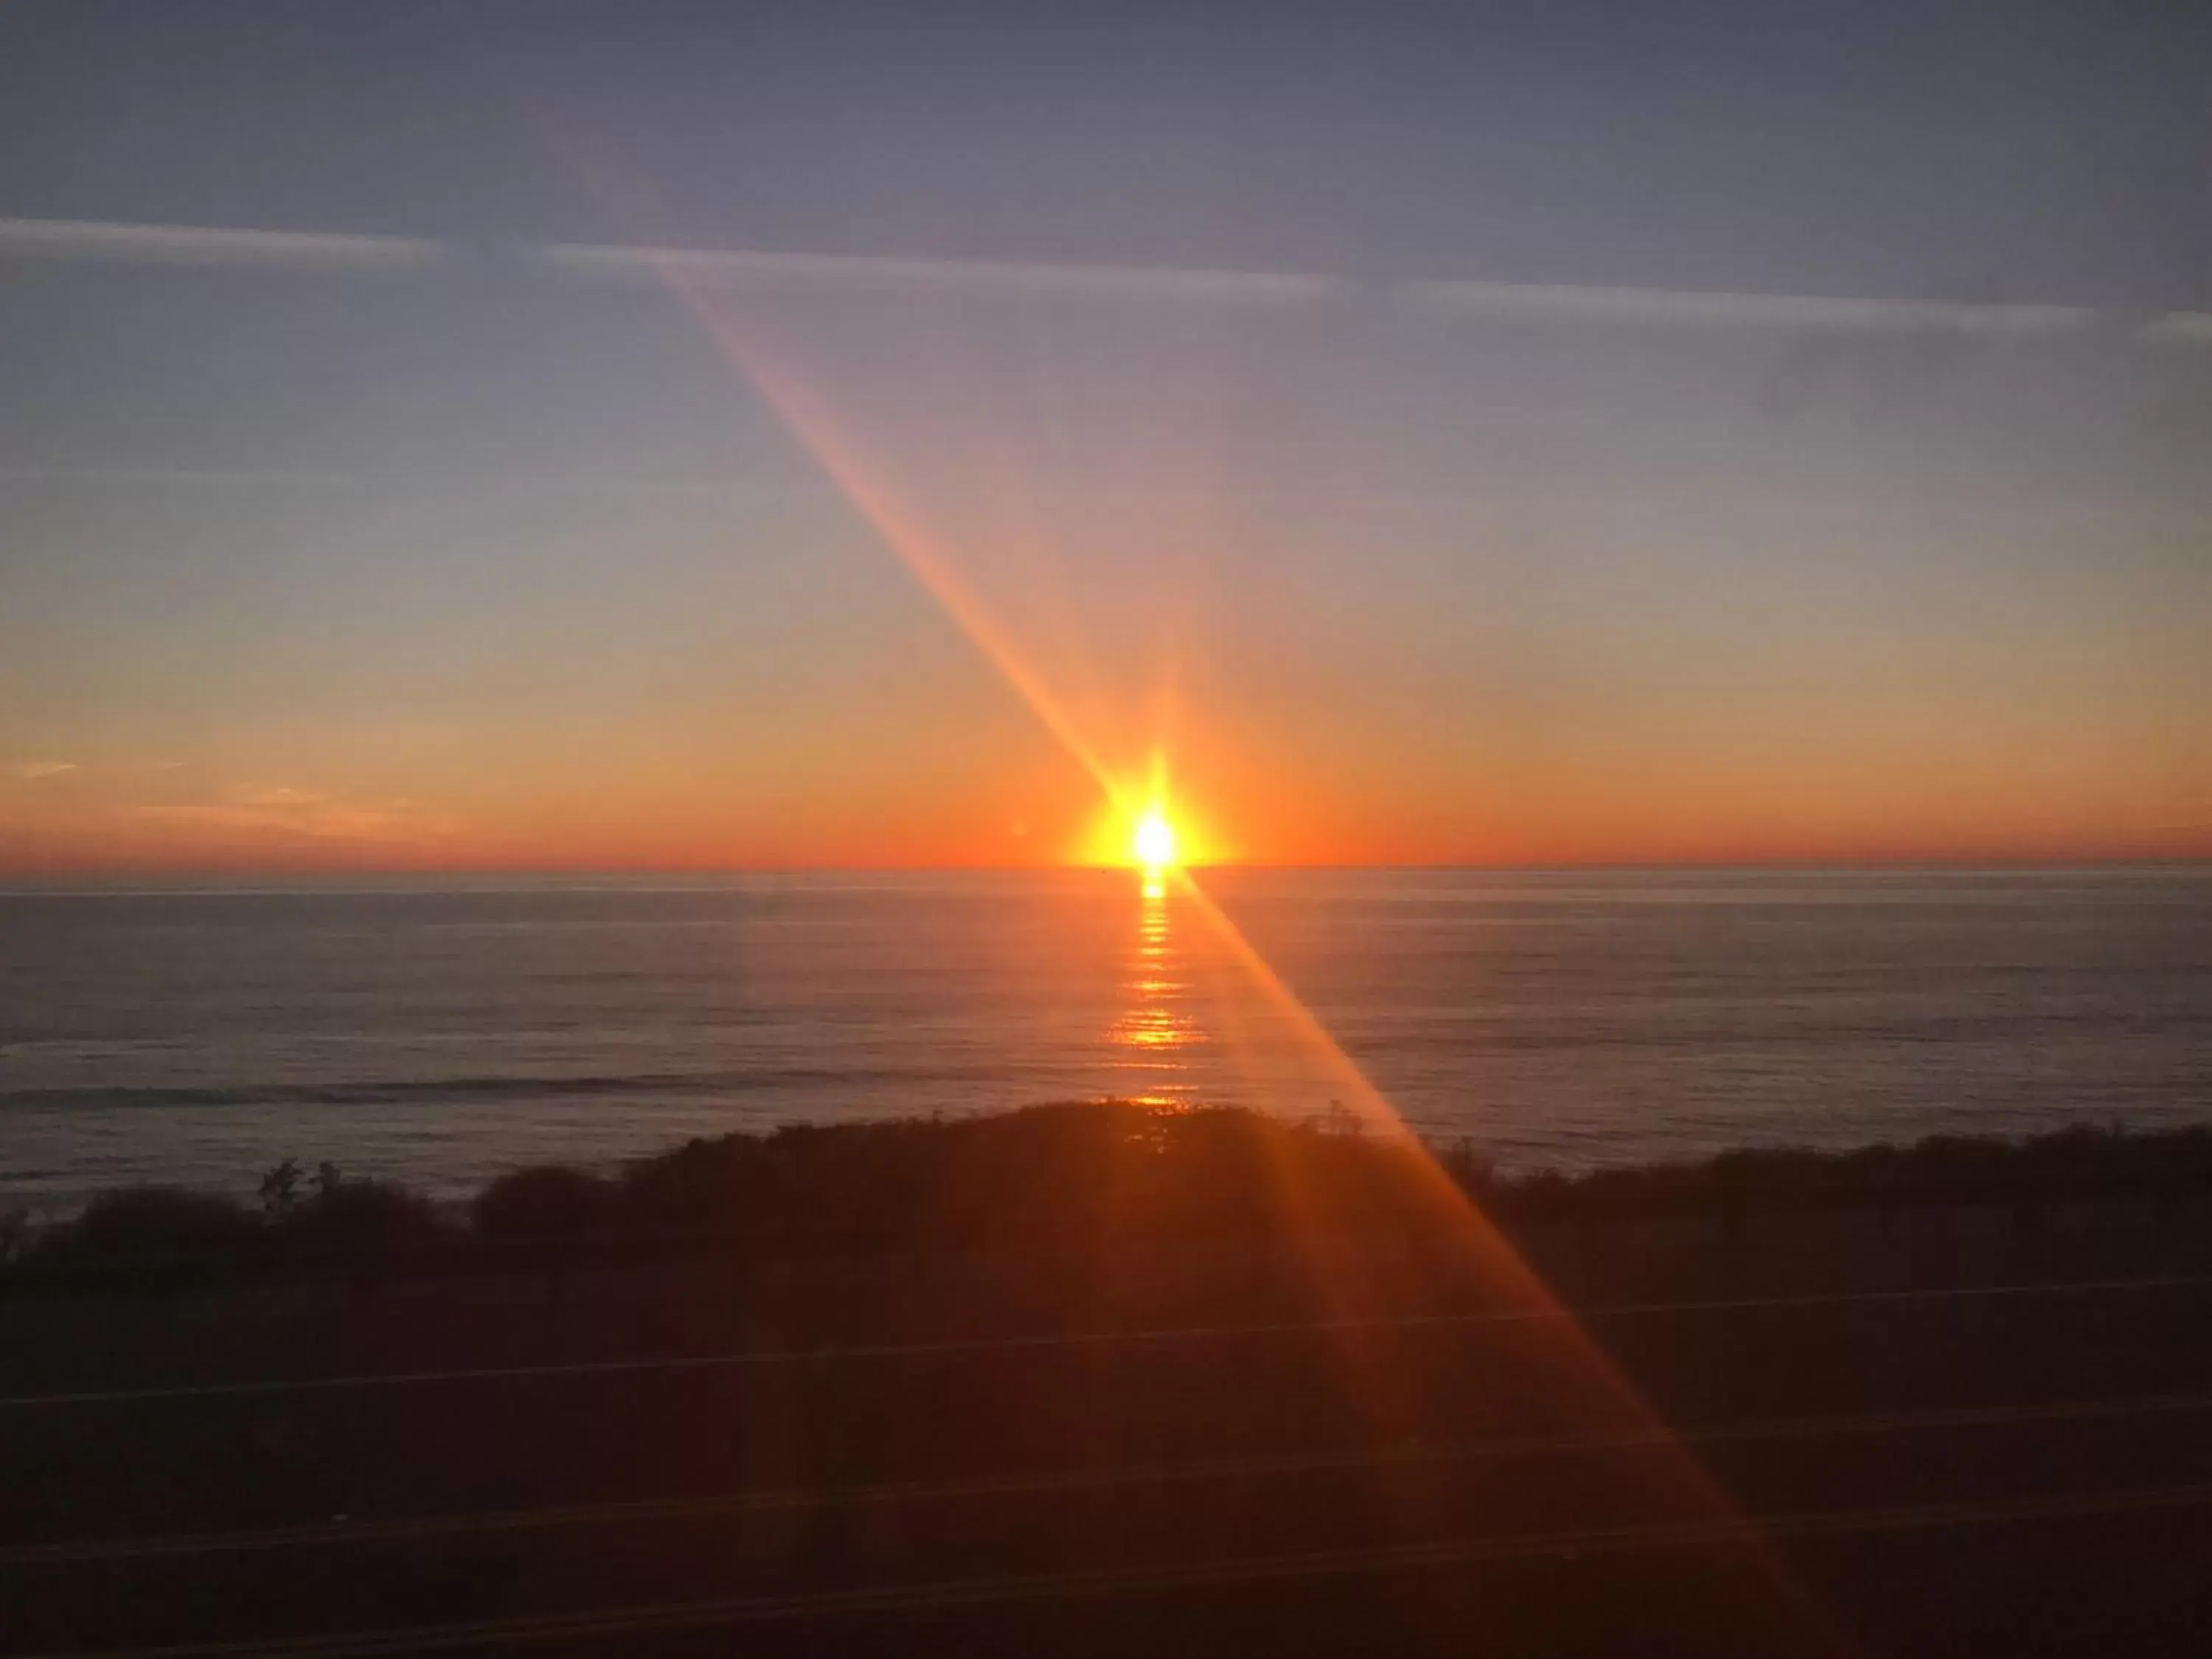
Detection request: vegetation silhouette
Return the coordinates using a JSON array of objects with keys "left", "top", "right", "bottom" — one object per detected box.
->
[{"left": 11, "top": 1105, "right": 2212, "bottom": 1294}]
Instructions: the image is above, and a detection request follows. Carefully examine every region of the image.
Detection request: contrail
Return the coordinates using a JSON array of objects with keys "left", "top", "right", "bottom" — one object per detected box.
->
[{"left": 2, "top": 215, "right": 2205, "bottom": 343}]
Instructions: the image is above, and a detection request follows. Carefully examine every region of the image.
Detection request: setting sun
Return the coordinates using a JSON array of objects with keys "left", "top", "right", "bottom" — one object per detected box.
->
[
  {"left": 1133, "top": 810, "right": 1178, "bottom": 870},
  {"left": 1071, "top": 782, "right": 1220, "bottom": 872}
]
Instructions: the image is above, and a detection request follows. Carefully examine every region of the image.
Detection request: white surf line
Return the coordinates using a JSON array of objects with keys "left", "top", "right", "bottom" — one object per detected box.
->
[
  {"left": 1, "top": 215, "right": 2205, "bottom": 341},
  {"left": 10, "top": 1388, "right": 2212, "bottom": 1569},
  {"left": 6, "top": 1274, "right": 2211, "bottom": 1411},
  {"left": 21, "top": 1481, "right": 2212, "bottom": 1658}
]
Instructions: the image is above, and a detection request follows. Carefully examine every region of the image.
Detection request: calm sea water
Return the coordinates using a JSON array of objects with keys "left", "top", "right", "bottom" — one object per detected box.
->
[{"left": 2, "top": 868, "right": 2208, "bottom": 1209}]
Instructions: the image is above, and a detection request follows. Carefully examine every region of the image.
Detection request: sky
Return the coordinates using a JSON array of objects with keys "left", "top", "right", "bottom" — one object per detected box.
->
[{"left": 0, "top": 1, "right": 2207, "bottom": 872}]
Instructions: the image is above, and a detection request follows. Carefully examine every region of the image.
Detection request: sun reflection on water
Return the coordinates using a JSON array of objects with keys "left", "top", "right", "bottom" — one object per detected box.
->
[{"left": 1107, "top": 874, "right": 1204, "bottom": 1099}]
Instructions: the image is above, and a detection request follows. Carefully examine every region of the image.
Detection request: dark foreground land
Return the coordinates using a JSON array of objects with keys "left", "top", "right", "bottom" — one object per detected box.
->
[{"left": 8, "top": 1106, "right": 2212, "bottom": 1657}]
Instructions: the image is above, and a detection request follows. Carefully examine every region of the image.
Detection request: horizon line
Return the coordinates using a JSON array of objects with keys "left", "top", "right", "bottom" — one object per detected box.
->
[{"left": 1, "top": 854, "right": 2205, "bottom": 893}]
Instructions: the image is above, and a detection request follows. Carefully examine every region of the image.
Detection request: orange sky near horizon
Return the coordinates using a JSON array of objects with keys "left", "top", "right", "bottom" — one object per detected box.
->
[
  {"left": 5, "top": 687, "right": 2203, "bottom": 876},
  {"left": 3, "top": 260, "right": 2208, "bottom": 879}
]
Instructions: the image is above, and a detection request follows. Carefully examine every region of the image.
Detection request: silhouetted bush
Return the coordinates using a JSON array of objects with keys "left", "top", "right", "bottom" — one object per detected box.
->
[
  {"left": 597, "top": 1102, "right": 1450, "bottom": 1262},
  {"left": 10, "top": 1108, "right": 2212, "bottom": 1295},
  {"left": 28, "top": 1186, "right": 268, "bottom": 1279},
  {"left": 277, "top": 1164, "right": 454, "bottom": 1262},
  {"left": 473, "top": 1164, "right": 616, "bottom": 1242},
  {"left": 257, "top": 1157, "right": 305, "bottom": 1220},
  {"left": 1470, "top": 1121, "right": 2212, "bottom": 1220}
]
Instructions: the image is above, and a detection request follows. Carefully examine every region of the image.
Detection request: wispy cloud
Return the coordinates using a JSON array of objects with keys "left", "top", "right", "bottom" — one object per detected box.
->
[
  {"left": 235, "top": 785, "right": 320, "bottom": 808},
  {"left": 0, "top": 216, "right": 444, "bottom": 272},
  {"left": 135, "top": 785, "right": 460, "bottom": 847},
  {"left": 2, "top": 216, "right": 2206, "bottom": 344},
  {"left": 8, "top": 758, "right": 181, "bottom": 785}
]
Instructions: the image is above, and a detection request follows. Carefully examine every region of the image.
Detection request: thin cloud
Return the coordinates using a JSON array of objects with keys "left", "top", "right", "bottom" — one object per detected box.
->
[
  {"left": 1, "top": 215, "right": 2205, "bottom": 344},
  {"left": 7, "top": 757, "right": 181, "bottom": 783},
  {"left": 0, "top": 216, "right": 444, "bottom": 272},
  {"left": 1397, "top": 279, "right": 2103, "bottom": 339},
  {"left": 0, "top": 464, "right": 374, "bottom": 493},
  {"left": 540, "top": 241, "right": 1340, "bottom": 306},
  {"left": 136, "top": 785, "right": 461, "bottom": 846},
  {"left": 0, "top": 462, "right": 780, "bottom": 505}
]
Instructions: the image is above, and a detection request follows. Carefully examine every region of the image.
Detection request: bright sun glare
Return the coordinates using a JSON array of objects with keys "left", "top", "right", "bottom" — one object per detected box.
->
[{"left": 1133, "top": 810, "right": 1178, "bottom": 870}]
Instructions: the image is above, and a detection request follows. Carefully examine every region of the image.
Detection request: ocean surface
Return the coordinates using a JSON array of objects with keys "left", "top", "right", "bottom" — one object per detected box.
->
[{"left": 2, "top": 867, "right": 2208, "bottom": 1210}]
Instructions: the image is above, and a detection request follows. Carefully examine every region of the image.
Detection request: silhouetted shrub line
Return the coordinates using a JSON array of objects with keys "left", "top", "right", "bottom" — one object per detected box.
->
[{"left": 7, "top": 1106, "right": 2212, "bottom": 1296}]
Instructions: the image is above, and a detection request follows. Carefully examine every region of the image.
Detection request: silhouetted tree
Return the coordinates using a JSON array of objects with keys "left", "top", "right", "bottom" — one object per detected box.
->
[{"left": 257, "top": 1158, "right": 302, "bottom": 1220}]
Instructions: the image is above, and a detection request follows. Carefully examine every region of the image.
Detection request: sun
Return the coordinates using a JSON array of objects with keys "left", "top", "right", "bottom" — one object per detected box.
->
[
  {"left": 1133, "top": 810, "right": 1178, "bottom": 871},
  {"left": 1068, "top": 757, "right": 1214, "bottom": 872}
]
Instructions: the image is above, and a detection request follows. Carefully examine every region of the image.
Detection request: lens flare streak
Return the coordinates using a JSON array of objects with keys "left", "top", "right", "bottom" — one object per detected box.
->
[{"left": 642, "top": 261, "right": 1857, "bottom": 1655}]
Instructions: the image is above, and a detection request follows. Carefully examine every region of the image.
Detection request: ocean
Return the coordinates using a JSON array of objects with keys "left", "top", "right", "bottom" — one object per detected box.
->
[{"left": 2, "top": 867, "right": 2208, "bottom": 1210}]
